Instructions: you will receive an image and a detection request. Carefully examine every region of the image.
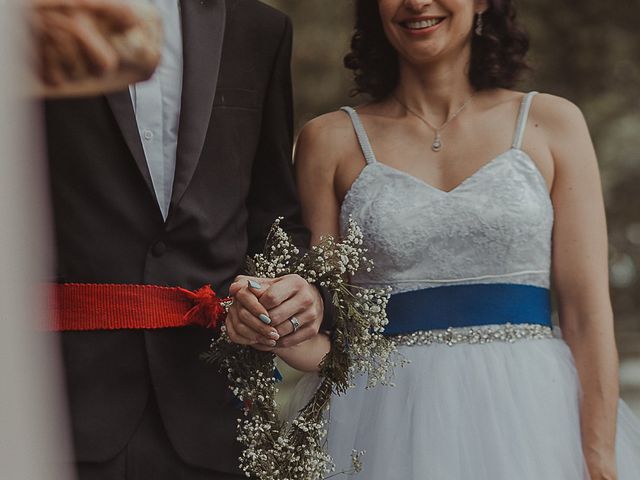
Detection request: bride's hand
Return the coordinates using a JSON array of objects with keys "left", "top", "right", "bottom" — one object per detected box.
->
[{"left": 226, "top": 274, "right": 324, "bottom": 350}]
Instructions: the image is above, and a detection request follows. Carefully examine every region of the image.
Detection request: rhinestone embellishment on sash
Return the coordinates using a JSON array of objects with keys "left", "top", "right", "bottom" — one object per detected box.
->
[{"left": 391, "top": 323, "right": 554, "bottom": 347}]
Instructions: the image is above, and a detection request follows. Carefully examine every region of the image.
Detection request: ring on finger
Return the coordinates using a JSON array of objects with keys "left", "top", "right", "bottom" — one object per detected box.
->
[{"left": 289, "top": 316, "right": 301, "bottom": 333}]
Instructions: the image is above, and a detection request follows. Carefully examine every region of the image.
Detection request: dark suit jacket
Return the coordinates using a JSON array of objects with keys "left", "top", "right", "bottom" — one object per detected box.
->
[{"left": 45, "top": 0, "right": 309, "bottom": 472}]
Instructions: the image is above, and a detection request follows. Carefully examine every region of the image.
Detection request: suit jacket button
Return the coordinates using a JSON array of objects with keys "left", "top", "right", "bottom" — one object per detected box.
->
[{"left": 152, "top": 241, "right": 167, "bottom": 257}]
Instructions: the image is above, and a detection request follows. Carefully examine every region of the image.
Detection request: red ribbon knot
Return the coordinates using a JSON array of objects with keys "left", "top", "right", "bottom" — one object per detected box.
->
[{"left": 179, "top": 284, "right": 230, "bottom": 329}]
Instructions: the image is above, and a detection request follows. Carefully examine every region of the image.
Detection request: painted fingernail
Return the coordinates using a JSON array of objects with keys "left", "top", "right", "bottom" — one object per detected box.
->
[
  {"left": 268, "top": 340, "right": 277, "bottom": 347},
  {"left": 268, "top": 331, "right": 280, "bottom": 340},
  {"left": 259, "top": 314, "right": 272, "bottom": 325},
  {"left": 248, "top": 279, "right": 262, "bottom": 289}
]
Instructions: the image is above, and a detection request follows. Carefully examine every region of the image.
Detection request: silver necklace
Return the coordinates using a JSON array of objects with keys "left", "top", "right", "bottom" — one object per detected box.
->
[{"left": 394, "top": 93, "right": 475, "bottom": 152}]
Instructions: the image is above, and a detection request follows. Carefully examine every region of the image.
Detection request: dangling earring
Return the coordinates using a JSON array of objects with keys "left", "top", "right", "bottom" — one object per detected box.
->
[{"left": 475, "top": 12, "right": 484, "bottom": 36}]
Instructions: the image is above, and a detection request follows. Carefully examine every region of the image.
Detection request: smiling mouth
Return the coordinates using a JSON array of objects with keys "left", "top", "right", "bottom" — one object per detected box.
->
[{"left": 401, "top": 18, "right": 445, "bottom": 31}]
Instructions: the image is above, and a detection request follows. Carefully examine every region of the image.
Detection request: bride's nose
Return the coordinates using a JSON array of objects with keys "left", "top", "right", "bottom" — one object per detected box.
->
[{"left": 404, "top": 0, "right": 434, "bottom": 10}]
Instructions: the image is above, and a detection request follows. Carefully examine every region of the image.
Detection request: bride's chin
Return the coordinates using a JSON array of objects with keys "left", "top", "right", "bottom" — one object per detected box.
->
[
  {"left": 399, "top": 50, "right": 445, "bottom": 69},
  {"left": 398, "top": 42, "right": 470, "bottom": 71}
]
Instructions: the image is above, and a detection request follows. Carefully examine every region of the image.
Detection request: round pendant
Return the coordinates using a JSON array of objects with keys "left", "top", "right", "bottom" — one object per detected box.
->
[{"left": 431, "top": 132, "right": 442, "bottom": 152}]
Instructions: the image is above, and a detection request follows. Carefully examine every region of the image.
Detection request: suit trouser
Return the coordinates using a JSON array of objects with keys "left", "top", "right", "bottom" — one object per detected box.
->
[{"left": 76, "top": 393, "right": 242, "bottom": 480}]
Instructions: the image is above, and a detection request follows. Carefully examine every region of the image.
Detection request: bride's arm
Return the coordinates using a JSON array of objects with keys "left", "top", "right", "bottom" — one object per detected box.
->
[
  {"left": 294, "top": 112, "right": 356, "bottom": 243},
  {"left": 537, "top": 94, "right": 619, "bottom": 480},
  {"left": 271, "top": 113, "right": 353, "bottom": 372}
]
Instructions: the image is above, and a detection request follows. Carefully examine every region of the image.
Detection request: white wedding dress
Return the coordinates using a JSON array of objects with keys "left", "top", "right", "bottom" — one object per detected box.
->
[{"left": 293, "top": 92, "right": 640, "bottom": 479}]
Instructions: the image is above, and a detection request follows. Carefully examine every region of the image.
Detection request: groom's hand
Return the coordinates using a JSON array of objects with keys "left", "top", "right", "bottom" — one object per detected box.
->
[{"left": 227, "top": 274, "right": 324, "bottom": 349}]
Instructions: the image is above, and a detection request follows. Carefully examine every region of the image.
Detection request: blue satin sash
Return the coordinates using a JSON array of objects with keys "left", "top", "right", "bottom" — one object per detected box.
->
[{"left": 383, "top": 284, "right": 552, "bottom": 335}]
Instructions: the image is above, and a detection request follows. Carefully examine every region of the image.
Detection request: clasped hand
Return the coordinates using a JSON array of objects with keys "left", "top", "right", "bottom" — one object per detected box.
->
[{"left": 225, "top": 274, "right": 324, "bottom": 351}]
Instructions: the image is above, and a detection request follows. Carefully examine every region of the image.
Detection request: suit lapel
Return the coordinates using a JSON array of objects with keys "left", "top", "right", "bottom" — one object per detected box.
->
[
  {"left": 169, "top": 0, "right": 226, "bottom": 215},
  {"left": 105, "top": 90, "right": 155, "bottom": 195}
]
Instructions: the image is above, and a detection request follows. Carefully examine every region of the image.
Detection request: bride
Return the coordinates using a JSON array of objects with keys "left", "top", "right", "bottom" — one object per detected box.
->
[{"left": 231, "top": 0, "right": 640, "bottom": 478}]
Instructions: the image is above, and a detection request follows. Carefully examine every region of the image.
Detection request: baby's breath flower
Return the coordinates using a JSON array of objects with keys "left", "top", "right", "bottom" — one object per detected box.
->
[{"left": 201, "top": 216, "right": 404, "bottom": 480}]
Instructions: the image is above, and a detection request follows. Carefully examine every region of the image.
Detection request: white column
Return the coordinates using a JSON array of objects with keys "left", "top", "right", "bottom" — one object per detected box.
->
[{"left": 0, "top": 2, "right": 73, "bottom": 479}]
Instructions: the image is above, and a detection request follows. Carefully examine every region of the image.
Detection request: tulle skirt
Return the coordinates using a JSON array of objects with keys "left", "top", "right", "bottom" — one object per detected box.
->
[{"left": 291, "top": 335, "right": 640, "bottom": 479}]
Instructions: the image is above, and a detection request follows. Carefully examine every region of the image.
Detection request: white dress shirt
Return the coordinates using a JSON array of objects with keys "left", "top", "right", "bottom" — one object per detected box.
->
[{"left": 130, "top": 0, "right": 183, "bottom": 220}]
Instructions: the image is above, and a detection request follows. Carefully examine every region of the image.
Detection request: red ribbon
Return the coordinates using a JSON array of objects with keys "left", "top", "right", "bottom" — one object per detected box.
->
[{"left": 49, "top": 283, "right": 231, "bottom": 331}]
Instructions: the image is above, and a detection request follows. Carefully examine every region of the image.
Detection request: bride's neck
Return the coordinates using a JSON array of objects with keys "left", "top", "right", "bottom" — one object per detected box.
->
[{"left": 394, "top": 53, "right": 475, "bottom": 123}]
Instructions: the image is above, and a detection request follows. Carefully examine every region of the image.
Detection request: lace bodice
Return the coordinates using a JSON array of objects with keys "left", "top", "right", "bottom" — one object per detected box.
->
[{"left": 339, "top": 92, "right": 554, "bottom": 295}]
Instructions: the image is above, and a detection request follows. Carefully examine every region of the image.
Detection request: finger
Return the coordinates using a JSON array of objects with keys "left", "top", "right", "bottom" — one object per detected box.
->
[
  {"left": 236, "top": 308, "right": 279, "bottom": 347},
  {"left": 40, "top": 10, "right": 115, "bottom": 75},
  {"left": 224, "top": 315, "right": 252, "bottom": 346},
  {"left": 263, "top": 283, "right": 316, "bottom": 327},
  {"left": 276, "top": 326, "right": 317, "bottom": 349},
  {"left": 48, "top": 18, "right": 86, "bottom": 79},
  {"left": 234, "top": 322, "right": 276, "bottom": 348},
  {"left": 267, "top": 298, "right": 306, "bottom": 328},
  {"left": 45, "top": 0, "right": 138, "bottom": 30},
  {"left": 258, "top": 278, "right": 299, "bottom": 311},
  {"left": 40, "top": 42, "right": 67, "bottom": 85},
  {"left": 274, "top": 310, "right": 313, "bottom": 338},
  {"left": 226, "top": 306, "right": 263, "bottom": 346},
  {"left": 35, "top": 0, "right": 97, "bottom": 8},
  {"left": 66, "top": 12, "right": 119, "bottom": 74},
  {"left": 229, "top": 276, "right": 277, "bottom": 297},
  {"left": 83, "top": 0, "right": 138, "bottom": 30},
  {"left": 228, "top": 307, "right": 277, "bottom": 347},
  {"left": 37, "top": 11, "right": 84, "bottom": 80},
  {"left": 233, "top": 286, "right": 275, "bottom": 325}
]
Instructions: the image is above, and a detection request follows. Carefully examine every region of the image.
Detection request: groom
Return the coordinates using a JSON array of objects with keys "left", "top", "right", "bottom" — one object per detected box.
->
[{"left": 45, "top": 0, "right": 329, "bottom": 478}]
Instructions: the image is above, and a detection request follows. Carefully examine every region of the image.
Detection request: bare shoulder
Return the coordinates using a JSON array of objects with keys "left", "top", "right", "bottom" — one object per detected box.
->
[
  {"left": 298, "top": 110, "right": 355, "bottom": 146},
  {"left": 529, "top": 93, "right": 588, "bottom": 135},
  {"left": 528, "top": 93, "right": 596, "bottom": 172},
  {"left": 295, "top": 110, "right": 358, "bottom": 172}
]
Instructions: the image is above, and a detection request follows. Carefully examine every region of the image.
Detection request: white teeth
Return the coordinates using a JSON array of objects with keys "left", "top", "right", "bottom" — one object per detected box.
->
[{"left": 405, "top": 18, "right": 442, "bottom": 29}]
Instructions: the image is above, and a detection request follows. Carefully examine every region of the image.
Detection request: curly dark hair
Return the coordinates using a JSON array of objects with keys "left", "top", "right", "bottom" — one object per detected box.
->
[{"left": 344, "top": 0, "right": 530, "bottom": 100}]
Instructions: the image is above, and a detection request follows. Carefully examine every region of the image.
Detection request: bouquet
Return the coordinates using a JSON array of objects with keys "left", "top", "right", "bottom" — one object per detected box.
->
[{"left": 203, "top": 218, "right": 404, "bottom": 479}]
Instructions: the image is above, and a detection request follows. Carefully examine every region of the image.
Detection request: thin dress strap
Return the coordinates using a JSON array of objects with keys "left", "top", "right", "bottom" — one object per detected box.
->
[
  {"left": 512, "top": 91, "right": 539, "bottom": 150},
  {"left": 340, "top": 106, "right": 378, "bottom": 164}
]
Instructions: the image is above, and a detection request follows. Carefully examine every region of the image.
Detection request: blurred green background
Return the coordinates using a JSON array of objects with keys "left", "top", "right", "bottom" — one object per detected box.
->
[{"left": 263, "top": 0, "right": 640, "bottom": 412}]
